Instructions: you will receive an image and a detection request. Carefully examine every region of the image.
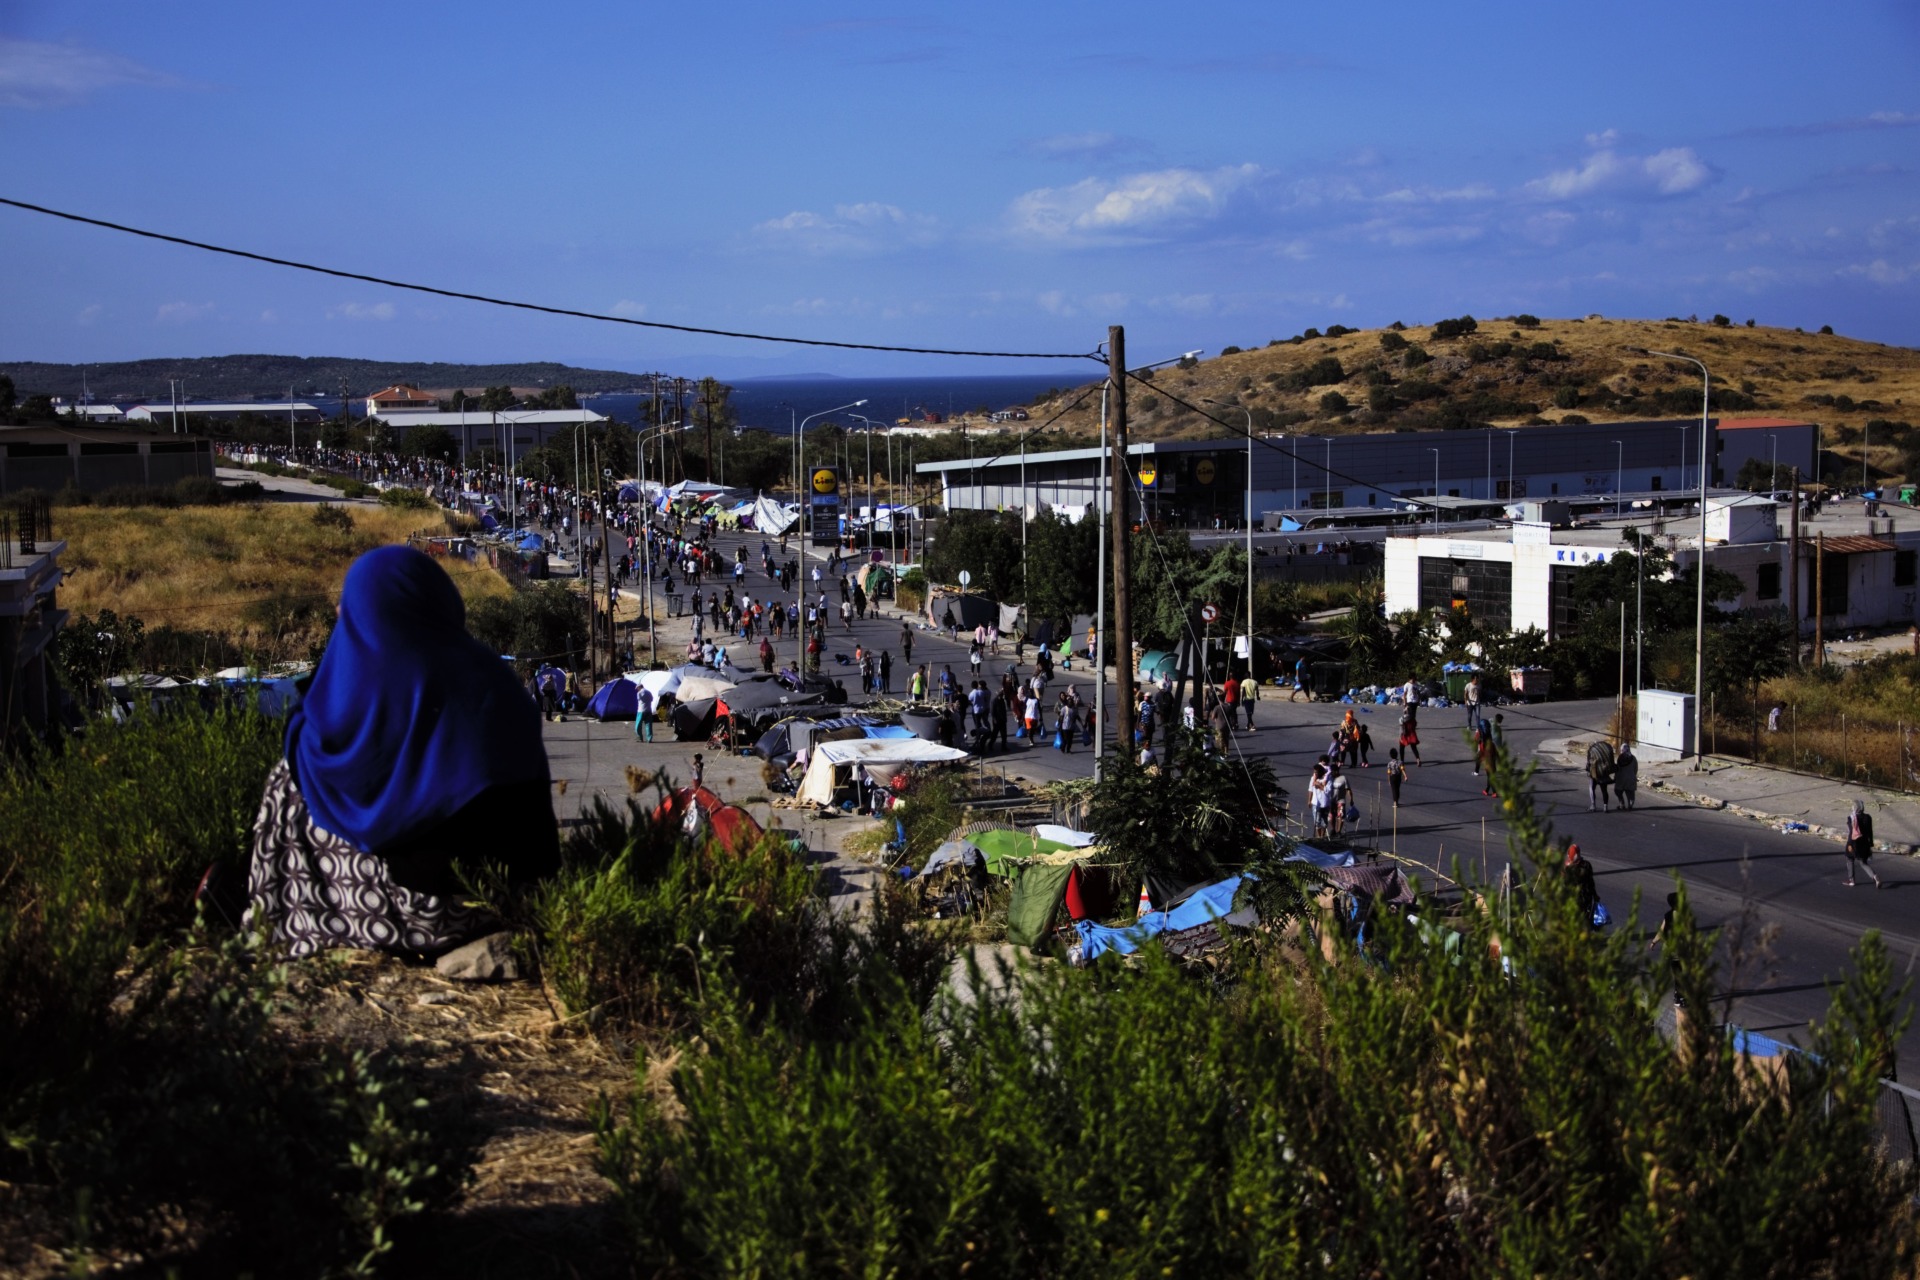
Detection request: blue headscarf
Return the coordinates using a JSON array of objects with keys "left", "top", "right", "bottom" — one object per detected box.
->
[{"left": 288, "top": 545, "right": 549, "bottom": 852}]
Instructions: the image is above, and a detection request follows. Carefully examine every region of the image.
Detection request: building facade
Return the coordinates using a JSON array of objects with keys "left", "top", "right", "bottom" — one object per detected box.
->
[
  {"left": 0, "top": 505, "right": 66, "bottom": 738},
  {"left": 0, "top": 426, "right": 216, "bottom": 496},
  {"left": 918, "top": 417, "right": 1818, "bottom": 527}
]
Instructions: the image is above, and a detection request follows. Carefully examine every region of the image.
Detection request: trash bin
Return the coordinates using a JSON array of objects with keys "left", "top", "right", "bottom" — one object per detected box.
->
[
  {"left": 667, "top": 593, "right": 685, "bottom": 617},
  {"left": 1444, "top": 672, "right": 1472, "bottom": 703},
  {"left": 1309, "top": 660, "right": 1348, "bottom": 700}
]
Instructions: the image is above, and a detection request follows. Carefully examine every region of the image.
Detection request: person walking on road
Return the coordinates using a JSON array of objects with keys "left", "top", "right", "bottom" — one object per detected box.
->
[
  {"left": 1585, "top": 740, "right": 1616, "bottom": 812},
  {"left": 1398, "top": 701, "right": 1422, "bottom": 766},
  {"left": 1386, "top": 748, "right": 1405, "bottom": 806},
  {"left": 901, "top": 623, "right": 913, "bottom": 664},
  {"left": 690, "top": 753, "right": 706, "bottom": 791},
  {"left": 1845, "top": 799, "right": 1883, "bottom": 889},
  {"left": 878, "top": 650, "right": 892, "bottom": 693},
  {"left": 634, "top": 684, "right": 655, "bottom": 742},
  {"left": 1464, "top": 674, "right": 1481, "bottom": 725},
  {"left": 1239, "top": 674, "right": 1258, "bottom": 730},
  {"left": 1292, "top": 655, "right": 1311, "bottom": 702},
  {"left": 1612, "top": 742, "right": 1638, "bottom": 811}
]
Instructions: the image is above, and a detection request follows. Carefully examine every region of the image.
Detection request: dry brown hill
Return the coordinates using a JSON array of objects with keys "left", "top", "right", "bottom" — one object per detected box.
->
[{"left": 1007, "top": 315, "right": 1920, "bottom": 486}]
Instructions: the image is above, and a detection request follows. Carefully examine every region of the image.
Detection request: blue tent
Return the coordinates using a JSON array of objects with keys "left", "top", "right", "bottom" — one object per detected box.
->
[
  {"left": 479, "top": 511, "right": 500, "bottom": 531},
  {"left": 517, "top": 531, "right": 546, "bottom": 552},
  {"left": 618, "top": 483, "right": 640, "bottom": 501},
  {"left": 587, "top": 678, "right": 640, "bottom": 720}
]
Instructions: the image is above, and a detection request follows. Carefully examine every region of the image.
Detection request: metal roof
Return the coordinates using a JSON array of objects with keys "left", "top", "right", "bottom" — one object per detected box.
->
[
  {"left": 368, "top": 409, "right": 608, "bottom": 426},
  {"left": 1816, "top": 535, "right": 1897, "bottom": 554}
]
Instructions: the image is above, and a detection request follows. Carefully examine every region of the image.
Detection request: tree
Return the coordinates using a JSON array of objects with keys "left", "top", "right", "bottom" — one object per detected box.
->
[
  {"left": 0, "top": 374, "right": 14, "bottom": 415},
  {"left": 530, "top": 384, "right": 579, "bottom": 410},
  {"left": 401, "top": 425, "right": 459, "bottom": 463},
  {"left": 1553, "top": 385, "right": 1582, "bottom": 410},
  {"left": 924, "top": 511, "right": 1022, "bottom": 601},
  {"left": 1021, "top": 509, "right": 1099, "bottom": 628},
  {"left": 1706, "top": 609, "right": 1792, "bottom": 709},
  {"left": 1378, "top": 330, "right": 1409, "bottom": 353},
  {"left": 1319, "top": 390, "right": 1351, "bottom": 416},
  {"left": 480, "top": 385, "right": 516, "bottom": 412},
  {"left": 1084, "top": 729, "right": 1283, "bottom": 887}
]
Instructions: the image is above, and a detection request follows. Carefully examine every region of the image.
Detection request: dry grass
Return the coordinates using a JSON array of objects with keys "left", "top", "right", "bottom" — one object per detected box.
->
[
  {"left": 57, "top": 501, "right": 513, "bottom": 646},
  {"left": 1014, "top": 316, "right": 1920, "bottom": 480}
]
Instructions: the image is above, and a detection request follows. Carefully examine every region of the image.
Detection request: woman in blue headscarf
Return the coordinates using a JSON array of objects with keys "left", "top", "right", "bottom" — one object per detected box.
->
[{"left": 246, "top": 545, "right": 558, "bottom": 958}]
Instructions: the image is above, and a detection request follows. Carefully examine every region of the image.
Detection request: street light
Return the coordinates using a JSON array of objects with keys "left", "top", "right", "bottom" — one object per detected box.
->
[
  {"left": 1614, "top": 440, "right": 1624, "bottom": 518},
  {"left": 636, "top": 422, "right": 692, "bottom": 665},
  {"left": 1206, "top": 398, "right": 1257, "bottom": 680},
  {"left": 792, "top": 399, "right": 868, "bottom": 673},
  {"left": 1640, "top": 348, "right": 1712, "bottom": 771},
  {"left": 851, "top": 413, "right": 887, "bottom": 559},
  {"left": 1428, "top": 447, "right": 1441, "bottom": 526}
]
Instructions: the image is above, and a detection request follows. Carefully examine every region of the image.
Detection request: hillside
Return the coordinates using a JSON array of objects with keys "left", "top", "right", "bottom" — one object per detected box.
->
[
  {"left": 0, "top": 354, "right": 652, "bottom": 401},
  {"left": 1024, "top": 316, "right": 1920, "bottom": 486}
]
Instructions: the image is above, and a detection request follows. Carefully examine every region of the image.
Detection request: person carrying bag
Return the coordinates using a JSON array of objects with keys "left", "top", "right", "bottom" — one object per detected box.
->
[{"left": 1844, "top": 799, "right": 1883, "bottom": 889}]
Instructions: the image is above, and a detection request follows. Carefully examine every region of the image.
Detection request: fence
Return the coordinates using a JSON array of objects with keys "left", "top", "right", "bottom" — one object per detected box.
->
[{"left": 1704, "top": 701, "right": 1918, "bottom": 792}]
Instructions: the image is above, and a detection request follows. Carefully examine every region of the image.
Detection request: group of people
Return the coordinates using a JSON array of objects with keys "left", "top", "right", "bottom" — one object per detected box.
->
[{"left": 1583, "top": 739, "right": 1641, "bottom": 812}]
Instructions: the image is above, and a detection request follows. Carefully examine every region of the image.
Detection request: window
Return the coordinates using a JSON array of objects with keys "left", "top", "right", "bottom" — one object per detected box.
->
[
  {"left": 1650, "top": 475, "right": 1663, "bottom": 491},
  {"left": 1897, "top": 550, "right": 1917, "bottom": 588},
  {"left": 1756, "top": 562, "right": 1782, "bottom": 600},
  {"left": 1417, "top": 555, "right": 1512, "bottom": 630},
  {"left": 1550, "top": 482, "right": 1560, "bottom": 494}
]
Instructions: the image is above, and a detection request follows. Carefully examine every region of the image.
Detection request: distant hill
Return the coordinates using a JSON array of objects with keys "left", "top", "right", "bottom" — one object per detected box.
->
[
  {"left": 0, "top": 354, "right": 654, "bottom": 401},
  {"left": 1020, "top": 316, "right": 1920, "bottom": 485}
]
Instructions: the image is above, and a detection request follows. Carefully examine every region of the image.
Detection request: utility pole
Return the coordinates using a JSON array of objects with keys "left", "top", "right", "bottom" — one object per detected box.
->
[
  {"left": 1108, "top": 325, "right": 1134, "bottom": 742},
  {"left": 1788, "top": 467, "right": 1801, "bottom": 667},
  {"left": 1814, "top": 529, "right": 1825, "bottom": 668}
]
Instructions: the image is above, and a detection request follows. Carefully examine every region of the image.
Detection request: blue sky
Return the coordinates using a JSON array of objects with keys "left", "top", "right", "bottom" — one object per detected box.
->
[{"left": 2, "top": 1, "right": 1917, "bottom": 377}]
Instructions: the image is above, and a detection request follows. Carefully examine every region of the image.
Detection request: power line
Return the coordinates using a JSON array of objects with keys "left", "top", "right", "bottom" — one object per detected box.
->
[{"left": 0, "top": 196, "right": 1108, "bottom": 365}]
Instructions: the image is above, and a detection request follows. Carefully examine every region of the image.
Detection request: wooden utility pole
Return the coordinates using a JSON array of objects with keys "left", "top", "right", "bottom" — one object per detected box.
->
[
  {"left": 1788, "top": 467, "right": 1801, "bottom": 667},
  {"left": 1109, "top": 325, "right": 1134, "bottom": 738},
  {"left": 1814, "top": 528, "right": 1825, "bottom": 668}
]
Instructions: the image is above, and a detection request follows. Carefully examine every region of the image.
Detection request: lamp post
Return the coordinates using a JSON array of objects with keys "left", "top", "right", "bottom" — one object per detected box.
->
[
  {"left": 793, "top": 399, "right": 868, "bottom": 673},
  {"left": 1206, "top": 398, "right": 1257, "bottom": 678},
  {"left": 637, "top": 423, "right": 690, "bottom": 664},
  {"left": 1769, "top": 432, "right": 1778, "bottom": 496},
  {"left": 1643, "top": 348, "right": 1712, "bottom": 771},
  {"left": 1614, "top": 440, "right": 1624, "bottom": 518},
  {"left": 1428, "top": 447, "right": 1441, "bottom": 526},
  {"left": 1323, "top": 437, "right": 1334, "bottom": 510},
  {"left": 851, "top": 413, "right": 886, "bottom": 559}
]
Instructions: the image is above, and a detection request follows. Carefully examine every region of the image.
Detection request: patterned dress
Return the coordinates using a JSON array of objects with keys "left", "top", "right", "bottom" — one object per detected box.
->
[{"left": 245, "top": 758, "right": 493, "bottom": 959}]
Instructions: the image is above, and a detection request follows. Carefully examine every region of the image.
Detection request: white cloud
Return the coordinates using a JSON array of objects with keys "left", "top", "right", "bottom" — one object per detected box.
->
[
  {"left": 1526, "top": 140, "right": 1715, "bottom": 200},
  {"left": 752, "top": 202, "right": 938, "bottom": 255},
  {"left": 155, "top": 300, "right": 213, "bottom": 324},
  {"left": 1844, "top": 259, "right": 1918, "bottom": 285},
  {"left": 1008, "top": 164, "right": 1261, "bottom": 243},
  {"left": 1025, "top": 131, "right": 1149, "bottom": 162},
  {"left": 610, "top": 299, "right": 648, "bottom": 318},
  {"left": 327, "top": 301, "right": 395, "bottom": 321},
  {"left": 75, "top": 304, "right": 101, "bottom": 325},
  {"left": 259, "top": 309, "right": 277, "bottom": 322},
  {"left": 0, "top": 37, "right": 187, "bottom": 108}
]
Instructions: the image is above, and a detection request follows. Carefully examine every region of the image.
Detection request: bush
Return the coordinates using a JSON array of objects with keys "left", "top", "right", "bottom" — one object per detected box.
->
[
  {"left": 1712, "top": 314, "right": 1732, "bottom": 327},
  {"left": 1219, "top": 345, "right": 1243, "bottom": 356},
  {"left": 1319, "top": 390, "right": 1351, "bottom": 416},
  {"left": 1553, "top": 385, "right": 1582, "bottom": 409},
  {"left": 1378, "top": 330, "right": 1408, "bottom": 352},
  {"left": 311, "top": 503, "right": 356, "bottom": 531},
  {"left": 377, "top": 486, "right": 436, "bottom": 510},
  {"left": 1429, "top": 314, "right": 1478, "bottom": 340},
  {"left": 0, "top": 707, "right": 461, "bottom": 1272},
  {"left": 1513, "top": 313, "right": 1541, "bottom": 328},
  {"left": 1403, "top": 344, "right": 1432, "bottom": 369},
  {"left": 466, "top": 581, "right": 590, "bottom": 665},
  {"left": 600, "top": 738, "right": 1914, "bottom": 1275},
  {"left": 1820, "top": 324, "right": 1834, "bottom": 335}
]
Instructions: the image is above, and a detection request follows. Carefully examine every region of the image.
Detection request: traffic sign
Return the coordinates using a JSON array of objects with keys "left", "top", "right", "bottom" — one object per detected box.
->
[
  {"left": 1200, "top": 603, "right": 1219, "bottom": 624},
  {"left": 958, "top": 569, "right": 972, "bottom": 587}
]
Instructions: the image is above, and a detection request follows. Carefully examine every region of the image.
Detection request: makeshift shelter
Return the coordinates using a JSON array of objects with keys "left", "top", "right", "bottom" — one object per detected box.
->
[
  {"left": 1005, "top": 847, "right": 1129, "bottom": 949},
  {"left": 750, "top": 495, "right": 798, "bottom": 535},
  {"left": 586, "top": 676, "right": 640, "bottom": 721},
  {"left": 854, "top": 562, "right": 895, "bottom": 600},
  {"left": 927, "top": 589, "right": 999, "bottom": 633},
  {"left": 1033, "top": 824, "right": 1096, "bottom": 848},
  {"left": 1075, "top": 875, "right": 1257, "bottom": 960},
  {"left": 752, "top": 713, "right": 889, "bottom": 763},
  {"left": 675, "top": 674, "right": 739, "bottom": 703},
  {"left": 793, "top": 738, "right": 969, "bottom": 808},
  {"left": 651, "top": 785, "right": 766, "bottom": 855},
  {"left": 670, "top": 697, "right": 718, "bottom": 739},
  {"left": 517, "top": 532, "right": 546, "bottom": 552},
  {"left": 964, "top": 828, "right": 1076, "bottom": 876}
]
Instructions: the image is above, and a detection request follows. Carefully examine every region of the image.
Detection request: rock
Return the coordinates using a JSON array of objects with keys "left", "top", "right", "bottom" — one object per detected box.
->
[
  {"left": 436, "top": 932, "right": 520, "bottom": 982},
  {"left": 417, "top": 990, "right": 459, "bottom": 1006}
]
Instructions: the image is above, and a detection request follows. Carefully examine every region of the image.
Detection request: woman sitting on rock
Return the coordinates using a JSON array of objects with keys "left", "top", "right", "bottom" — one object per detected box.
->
[{"left": 246, "top": 545, "right": 559, "bottom": 959}]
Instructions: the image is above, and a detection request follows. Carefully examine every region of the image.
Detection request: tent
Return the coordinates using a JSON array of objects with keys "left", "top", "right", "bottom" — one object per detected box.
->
[
  {"left": 854, "top": 562, "right": 894, "bottom": 599},
  {"left": 1005, "top": 848, "right": 1129, "bottom": 949},
  {"left": 927, "top": 590, "right": 999, "bottom": 632},
  {"left": 1137, "top": 650, "right": 1178, "bottom": 682},
  {"left": 1075, "top": 875, "right": 1257, "bottom": 960},
  {"left": 617, "top": 482, "right": 640, "bottom": 502},
  {"left": 1033, "top": 824, "right": 1096, "bottom": 848},
  {"left": 670, "top": 697, "right": 718, "bottom": 739},
  {"left": 517, "top": 531, "right": 546, "bottom": 552},
  {"left": 794, "top": 738, "right": 969, "bottom": 808},
  {"left": 750, "top": 495, "right": 799, "bottom": 535},
  {"left": 587, "top": 677, "right": 640, "bottom": 721},
  {"left": 752, "top": 713, "right": 889, "bottom": 762},
  {"left": 651, "top": 785, "right": 766, "bottom": 855},
  {"left": 961, "top": 828, "right": 1075, "bottom": 876},
  {"left": 676, "top": 674, "right": 740, "bottom": 703}
]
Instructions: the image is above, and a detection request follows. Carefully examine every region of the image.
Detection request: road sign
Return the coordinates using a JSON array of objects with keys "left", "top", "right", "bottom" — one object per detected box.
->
[
  {"left": 958, "top": 569, "right": 972, "bottom": 587},
  {"left": 1200, "top": 603, "right": 1219, "bottom": 624}
]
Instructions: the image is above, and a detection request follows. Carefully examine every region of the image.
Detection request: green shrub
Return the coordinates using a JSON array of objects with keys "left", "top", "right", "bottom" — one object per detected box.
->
[
  {"left": 599, "top": 747, "right": 1915, "bottom": 1277},
  {"left": 1319, "top": 390, "right": 1351, "bottom": 416},
  {"left": 311, "top": 502, "right": 356, "bottom": 531},
  {"left": 467, "top": 580, "right": 590, "bottom": 665},
  {"left": 1553, "top": 385, "right": 1582, "bottom": 409},
  {"left": 1430, "top": 314, "right": 1478, "bottom": 340},
  {"left": 1379, "top": 330, "right": 1409, "bottom": 352},
  {"left": 377, "top": 486, "right": 436, "bottom": 510},
  {"left": 1513, "top": 313, "right": 1541, "bottom": 328}
]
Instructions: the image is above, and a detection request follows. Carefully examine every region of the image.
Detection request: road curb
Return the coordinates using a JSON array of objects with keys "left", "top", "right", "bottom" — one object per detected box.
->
[{"left": 1643, "top": 778, "right": 1917, "bottom": 858}]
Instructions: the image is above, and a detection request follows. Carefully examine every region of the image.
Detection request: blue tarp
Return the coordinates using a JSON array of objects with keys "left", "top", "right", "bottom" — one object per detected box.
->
[
  {"left": 1285, "top": 845, "right": 1357, "bottom": 869},
  {"left": 518, "top": 532, "right": 546, "bottom": 552},
  {"left": 479, "top": 511, "right": 500, "bottom": 531},
  {"left": 862, "top": 725, "right": 915, "bottom": 739},
  {"left": 1075, "top": 875, "right": 1248, "bottom": 960},
  {"left": 618, "top": 483, "right": 640, "bottom": 501},
  {"left": 587, "top": 678, "right": 639, "bottom": 721}
]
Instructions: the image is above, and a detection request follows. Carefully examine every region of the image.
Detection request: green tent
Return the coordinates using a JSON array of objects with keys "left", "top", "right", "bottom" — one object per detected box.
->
[
  {"left": 965, "top": 828, "right": 1073, "bottom": 876},
  {"left": 1006, "top": 860, "right": 1078, "bottom": 949}
]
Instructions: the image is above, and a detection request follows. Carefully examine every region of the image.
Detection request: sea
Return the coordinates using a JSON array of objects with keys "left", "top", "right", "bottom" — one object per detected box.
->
[{"left": 579, "top": 374, "right": 1088, "bottom": 433}]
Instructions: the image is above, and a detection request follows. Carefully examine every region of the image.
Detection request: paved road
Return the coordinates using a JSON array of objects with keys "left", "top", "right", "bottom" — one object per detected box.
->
[{"left": 574, "top": 519, "right": 1920, "bottom": 1070}]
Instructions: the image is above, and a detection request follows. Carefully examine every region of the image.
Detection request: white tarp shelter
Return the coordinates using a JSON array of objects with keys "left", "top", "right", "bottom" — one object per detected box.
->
[
  {"left": 795, "top": 738, "right": 970, "bottom": 807},
  {"left": 752, "top": 495, "right": 799, "bottom": 535}
]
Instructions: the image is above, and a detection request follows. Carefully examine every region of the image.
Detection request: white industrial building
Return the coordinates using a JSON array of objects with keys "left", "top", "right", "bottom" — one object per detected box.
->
[
  {"left": 1383, "top": 494, "right": 1919, "bottom": 640},
  {"left": 365, "top": 408, "right": 609, "bottom": 462}
]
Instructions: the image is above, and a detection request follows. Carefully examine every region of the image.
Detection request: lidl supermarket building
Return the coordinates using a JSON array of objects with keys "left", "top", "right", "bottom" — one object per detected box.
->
[{"left": 916, "top": 417, "right": 1817, "bottom": 526}]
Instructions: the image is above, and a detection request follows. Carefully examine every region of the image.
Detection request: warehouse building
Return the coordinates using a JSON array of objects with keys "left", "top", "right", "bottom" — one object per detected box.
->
[
  {"left": 917, "top": 416, "right": 1818, "bottom": 527},
  {"left": 0, "top": 425, "right": 215, "bottom": 497}
]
